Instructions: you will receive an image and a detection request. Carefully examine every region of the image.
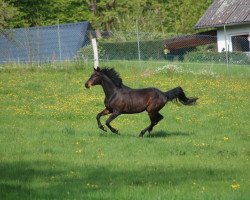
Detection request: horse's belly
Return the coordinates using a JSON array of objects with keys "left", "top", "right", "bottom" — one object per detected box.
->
[{"left": 121, "top": 96, "right": 148, "bottom": 114}]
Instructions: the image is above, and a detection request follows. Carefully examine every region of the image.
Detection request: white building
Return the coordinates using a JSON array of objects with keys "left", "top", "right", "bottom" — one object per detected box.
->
[{"left": 195, "top": 0, "right": 250, "bottom": 53}]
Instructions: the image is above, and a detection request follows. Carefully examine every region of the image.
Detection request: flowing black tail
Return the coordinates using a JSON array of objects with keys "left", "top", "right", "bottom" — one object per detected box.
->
[{"left": 165, "top": 86, "right": 198, "bottom": 105}]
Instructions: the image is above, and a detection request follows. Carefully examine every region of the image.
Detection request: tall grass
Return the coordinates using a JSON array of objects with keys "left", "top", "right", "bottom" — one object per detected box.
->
[{"left": 0, "top": 61, "right": 249, "bottom": 199}]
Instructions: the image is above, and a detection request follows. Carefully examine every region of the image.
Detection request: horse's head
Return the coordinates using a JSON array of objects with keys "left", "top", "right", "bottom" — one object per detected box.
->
[{"left": 85, "top": 67, "right": 103, "bottom": 88}]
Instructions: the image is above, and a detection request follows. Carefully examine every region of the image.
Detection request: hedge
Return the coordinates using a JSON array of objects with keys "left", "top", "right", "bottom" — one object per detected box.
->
[
  {"left": 99, "top": 40, "right": 165, "bottom": 60},
  {"left": 77, "top": 41, "right": 250, "bottom": 65},
  {"left": 184, "top": 51, "right": 250, "bottom": 65}
]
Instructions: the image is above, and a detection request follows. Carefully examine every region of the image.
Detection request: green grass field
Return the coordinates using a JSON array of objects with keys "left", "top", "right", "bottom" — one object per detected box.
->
[{"left": 0, "top": 61, "right": 249, "bottom": 199}]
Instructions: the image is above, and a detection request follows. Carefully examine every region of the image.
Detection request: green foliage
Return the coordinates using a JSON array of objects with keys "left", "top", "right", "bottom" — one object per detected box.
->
[
  {"left": 0, "top": 0, "right": 24, "bottom": 31},
  {"left": 7, "top": 0, "right": 91, "bottom": 27},
  {"left": 174, "top": 0, "right": 213, "bottom": 34},
  {"left": 184, "top": 51, "right": 250, "bottom": 65},
  {"left": 76, "top": 44, "right": 106, "bottom": 61},
  {"left": 5, "top": 0, "right": 213, "bottom": 34},
  {"left": 113, "top": 0, "right": 168, "bottom": 33},
  {"left": 98, "top": 40, "right": 165, "bottom": 60}
]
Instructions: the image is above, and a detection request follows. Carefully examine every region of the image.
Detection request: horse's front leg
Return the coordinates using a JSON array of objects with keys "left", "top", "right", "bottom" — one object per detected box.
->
[
  {"left": 106, "top": 112, "right": 120, "bottom": 134},
  {"left": 96, "top": 108, "right": 110, "bottom": 132}
]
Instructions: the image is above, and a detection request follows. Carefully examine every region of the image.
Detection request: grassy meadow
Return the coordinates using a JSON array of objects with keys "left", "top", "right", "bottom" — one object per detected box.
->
[{"left": 0, "top": 61, "right": 249, "bottom": 199}]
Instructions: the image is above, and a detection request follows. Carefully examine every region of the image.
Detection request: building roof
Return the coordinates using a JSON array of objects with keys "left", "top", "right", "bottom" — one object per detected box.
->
[
  {"left": 0, "top": 21, "right": 90, "bottom": 63},
  {"left": 164, "top": 30, "right": 217, "bottom": 50},
  {"left": 195, "top": 0, "right": 250, "bottom": 29}
]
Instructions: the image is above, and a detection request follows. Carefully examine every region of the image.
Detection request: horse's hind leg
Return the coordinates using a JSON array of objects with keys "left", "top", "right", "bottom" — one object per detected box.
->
[
  {"left": 148, "top": 113, "right": 163, "bottom": 133},
  {"left": 96, "top": 108, "right": 110, "bottom": 132},
  {"left": 139, "top": 112, "right": 163, "bottom": 137},
  {"left": 106, "top": 112, "right": 120, "bottom": 134}
]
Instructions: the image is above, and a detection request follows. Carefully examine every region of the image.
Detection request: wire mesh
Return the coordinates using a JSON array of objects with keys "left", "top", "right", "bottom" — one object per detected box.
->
[
  {"left": 0, "top": 22, "right": 89, "bottom": 63},
  {"left": 0, "top": 25, "right": 249, "bottom": 66}
]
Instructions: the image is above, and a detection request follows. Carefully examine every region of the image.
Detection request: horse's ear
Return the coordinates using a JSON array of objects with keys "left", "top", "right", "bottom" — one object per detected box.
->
[{"left": 94, "top": 66, "right": 100, "bottom": 71}]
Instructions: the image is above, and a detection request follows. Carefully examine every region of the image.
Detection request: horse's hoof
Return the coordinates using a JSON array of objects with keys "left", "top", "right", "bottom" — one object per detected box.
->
[
  {"left": 111, "top": 129, "right": 119, "bottom": 134},
  {"left": 99, "top": 125, "right": 107, "bottom": 132},
  {"left": 139, "top": 133, "right": 144, "bottom": 137}
]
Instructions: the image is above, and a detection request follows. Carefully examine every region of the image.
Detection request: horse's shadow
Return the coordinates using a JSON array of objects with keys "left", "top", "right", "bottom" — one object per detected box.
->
[{"left": 147, "top": 130, "right": 193, "bottom": 138}]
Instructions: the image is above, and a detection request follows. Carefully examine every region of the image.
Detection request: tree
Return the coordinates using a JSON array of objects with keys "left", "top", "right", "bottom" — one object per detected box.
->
[
  {"left": 86, "top": 0, "right": 116, "bottom": 31},
  {"left": 4, "top": 0, "right": 213, "bottom": 36},
  {"left": 174, "top": 0, "right": 213, "bottom": 34},
  {"left": 114, "top": 0, "right": 169, "bottom": 33},
  {"left": 7, "top": 0, "right": 90, "bottom": 27},
  {"left": 0, "top": 0, "right": 18, "bottom": 33}
]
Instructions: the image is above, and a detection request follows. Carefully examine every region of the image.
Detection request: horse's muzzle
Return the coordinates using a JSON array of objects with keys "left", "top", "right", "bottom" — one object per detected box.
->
[
  {"left": 85, "top": 81, "right": 92, "bottom": 89},
  {"left": 85, "top": 82, "right": 89, "bottom": 88}
]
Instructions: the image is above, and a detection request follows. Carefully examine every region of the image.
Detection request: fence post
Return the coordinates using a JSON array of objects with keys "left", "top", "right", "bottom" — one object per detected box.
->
[
  {"left": 223, "top": 25, "right": 229, "bottom": 69},
  {"left": 136, "top": 20, "right": 141, "bottom": 61},
  {"left": 36, "top": 27, "right": 40, "bottom": 63},
  {"left": 91, "top": 38, "right": 99, "bottom": 69},
  {"left": 57, "top": 20, "right": 62, "bottom": 61}
]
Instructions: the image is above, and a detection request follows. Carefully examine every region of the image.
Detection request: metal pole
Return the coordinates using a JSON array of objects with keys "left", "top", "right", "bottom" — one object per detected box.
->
[
  {"left": 57, "top": 19, "right": 62, "bottom": 61},
  {"left": 136, "top": 20, "right": 141, "bottom": 61},
  {"left": 36, "top": 27, "right": 40, "bottom": 63},
  {"left": 223, "top": 25, "right": 229, "bottom": 69}
]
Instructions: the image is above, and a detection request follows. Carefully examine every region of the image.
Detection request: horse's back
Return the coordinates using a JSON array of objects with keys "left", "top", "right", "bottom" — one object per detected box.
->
[{"left": 129, "top": 87, "right": 165, "bottom": 98}]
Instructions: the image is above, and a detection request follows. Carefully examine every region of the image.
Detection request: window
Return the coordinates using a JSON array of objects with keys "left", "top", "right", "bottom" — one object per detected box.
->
[{"left": 231, "top": 34, "right": 250, "bottom": 52}]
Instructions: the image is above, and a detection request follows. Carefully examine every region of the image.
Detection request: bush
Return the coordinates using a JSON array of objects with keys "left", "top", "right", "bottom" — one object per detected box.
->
[
  {"left": 75, "top": 45, "right": 105, "bottom": 61},
  {"left": 98, "top": 40, "right": 165, "bottom": 60},
  {"left": 184, "top": 51, "right": 249, "bottom": 65}
]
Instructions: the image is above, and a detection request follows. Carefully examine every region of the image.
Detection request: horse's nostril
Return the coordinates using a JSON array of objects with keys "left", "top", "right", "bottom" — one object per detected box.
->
[{"left": 85, "top": 82, "right": 89, "bottom": 88}]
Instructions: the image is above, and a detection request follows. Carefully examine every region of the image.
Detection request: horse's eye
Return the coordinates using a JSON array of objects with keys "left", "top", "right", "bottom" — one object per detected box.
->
[{"left": 91, "top": 74, "right": 99, "bottom": 79}]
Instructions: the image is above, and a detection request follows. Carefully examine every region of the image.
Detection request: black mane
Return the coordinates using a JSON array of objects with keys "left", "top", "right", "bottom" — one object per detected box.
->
[{"left": 101, "top": 67, "right": 123, "bottom": 87}]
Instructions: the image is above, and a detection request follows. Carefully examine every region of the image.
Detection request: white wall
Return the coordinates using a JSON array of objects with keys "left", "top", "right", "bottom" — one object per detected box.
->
[{"left": 217, "top": 24, "right": 250, "bottom": 52}]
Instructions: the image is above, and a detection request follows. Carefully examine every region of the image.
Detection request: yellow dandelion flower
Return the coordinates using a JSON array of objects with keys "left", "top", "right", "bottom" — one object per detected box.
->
[
  {"left": 223, "top": 136, "right": 229, "bottom": 141},
  {"left": 231, "top": 182, "right": 240, "bottom": 190}
]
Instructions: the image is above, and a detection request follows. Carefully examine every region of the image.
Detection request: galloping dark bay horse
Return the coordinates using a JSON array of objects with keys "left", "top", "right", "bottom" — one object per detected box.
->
[{"left": 85, "top": 67, "right": 198, "bottom": 137}]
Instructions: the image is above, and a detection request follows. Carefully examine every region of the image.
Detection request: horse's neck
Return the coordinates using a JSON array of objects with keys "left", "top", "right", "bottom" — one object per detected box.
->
[{"left": 101, "top": 76, "right": 118, "bottom": 98}]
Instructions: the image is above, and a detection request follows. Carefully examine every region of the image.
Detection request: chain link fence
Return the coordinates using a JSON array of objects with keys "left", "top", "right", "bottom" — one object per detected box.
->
[
  {"left": 0, "top": 23, "right": 249, "bottom": 66},
  {"left": 0, "top": 22, "right": 89, "bottom": 63},
  {"left": 79, "top": 30, "right": 250, "bottom": 66}
]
